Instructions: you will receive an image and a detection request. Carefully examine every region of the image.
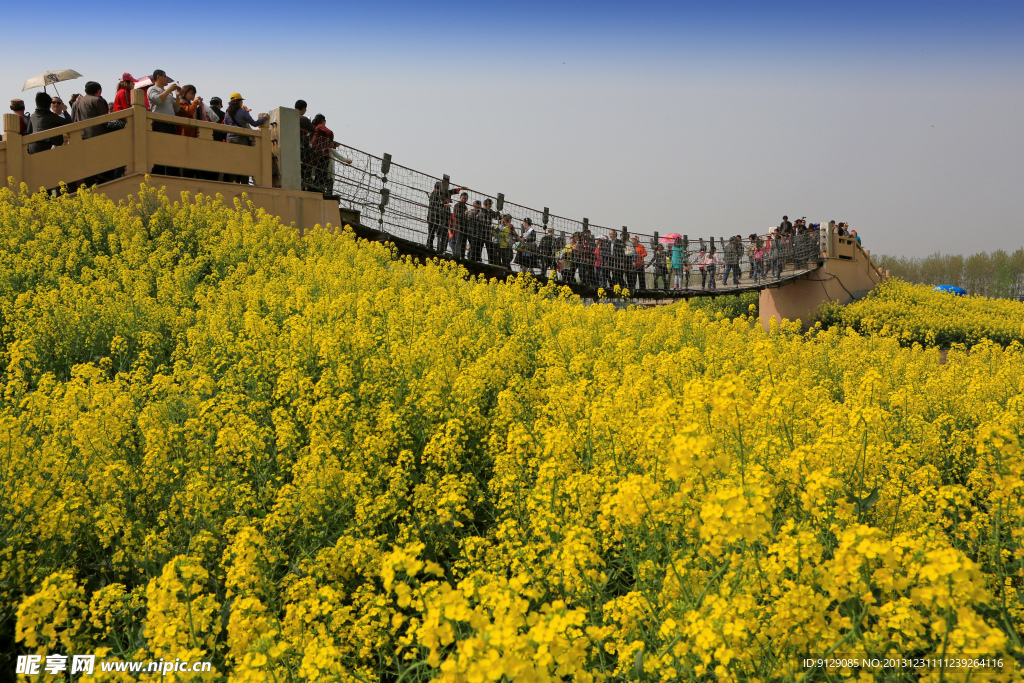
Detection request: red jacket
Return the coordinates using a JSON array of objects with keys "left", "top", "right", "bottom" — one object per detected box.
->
[
  {"left": 311, "top": 124, "right": 336, "bottom": 158},
  {"left": 633, "top": 243, "right": 647, "bottom": 267},
  {"left": 112, "top": 88, "right": 131, "bottom": 112}
]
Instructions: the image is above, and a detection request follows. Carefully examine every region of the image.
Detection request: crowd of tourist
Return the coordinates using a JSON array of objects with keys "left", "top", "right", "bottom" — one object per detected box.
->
[
  {"left": 424, "top": 201, "right": 855, "bottom": 291},
  {"left": 7, "top": 69, "right": 285, "bottom": 184}
]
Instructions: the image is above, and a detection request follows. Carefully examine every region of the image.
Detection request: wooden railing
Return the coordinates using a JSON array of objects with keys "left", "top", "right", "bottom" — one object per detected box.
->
[{"left": 1, "top": 90, "right": 271, "bottom": 191}]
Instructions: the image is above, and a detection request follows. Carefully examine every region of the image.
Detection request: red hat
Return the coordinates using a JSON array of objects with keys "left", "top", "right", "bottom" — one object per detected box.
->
[{"left": 121, "top": 72, "right": 139, "bottom": 83}]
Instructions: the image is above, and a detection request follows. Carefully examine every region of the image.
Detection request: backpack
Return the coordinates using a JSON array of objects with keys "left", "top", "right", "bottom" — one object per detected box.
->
[{"left": 625, "top": 241, "right": 635, "bottom": 257}]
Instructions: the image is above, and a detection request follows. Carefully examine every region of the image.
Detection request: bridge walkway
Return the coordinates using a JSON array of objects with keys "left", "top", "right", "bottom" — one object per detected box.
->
[
  {"left": 347, "top": 217, "right": 821, "bottom": 301},
  {"left": 313, "top": 143, "right": 828, "bottom": 301}
]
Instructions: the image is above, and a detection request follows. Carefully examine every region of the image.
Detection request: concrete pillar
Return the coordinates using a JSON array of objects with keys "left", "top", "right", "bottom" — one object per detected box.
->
[
  {"left": 258, "top": 119, "right": 273, "bottom": 188},
  {"left": 270, "top": 107, "right": 300, "bottom": 191},
  {"left": 129, "top": 89, "right": 148, "bottom": 176},
  {"left": 3, "top": 114, "right": 24, "bottom": 186}
]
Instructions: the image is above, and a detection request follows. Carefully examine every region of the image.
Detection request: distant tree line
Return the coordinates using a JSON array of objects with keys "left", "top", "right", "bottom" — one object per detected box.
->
[{"left": 876, "top": 250, "right": 1024, "bottom": 300}]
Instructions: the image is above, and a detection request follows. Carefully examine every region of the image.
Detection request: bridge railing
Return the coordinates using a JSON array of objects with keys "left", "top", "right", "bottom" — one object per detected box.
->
[
  {"left": 1, "top": 90, "right": 271, "bottom": 192},
  {"left": 303, "top": 144, "right": 826, "bottom": 293}
]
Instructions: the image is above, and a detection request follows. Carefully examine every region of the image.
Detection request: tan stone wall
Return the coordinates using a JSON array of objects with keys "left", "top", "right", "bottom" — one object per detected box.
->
[
  {"left": 2, "top": 101, "right": 339, "bottom": 235},
  {"left": 97, "top": 174, "right": 342, "bottom": 235},
  {"left": 2, "top": 101, "right": 268, "bottom": 192},
  {"left": 760, "top": 238, "right": 885, "bottom": 330}
]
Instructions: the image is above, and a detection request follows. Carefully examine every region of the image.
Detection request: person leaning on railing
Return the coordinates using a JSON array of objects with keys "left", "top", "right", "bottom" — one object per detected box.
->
[{"left": 222, "top": 93, "right": 269, "bottom": 184}]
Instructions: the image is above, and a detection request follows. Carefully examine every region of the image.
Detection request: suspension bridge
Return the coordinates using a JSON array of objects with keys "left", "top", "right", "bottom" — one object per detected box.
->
[{"left": 1, "top": 96, "right": 887, "bottom": 325}]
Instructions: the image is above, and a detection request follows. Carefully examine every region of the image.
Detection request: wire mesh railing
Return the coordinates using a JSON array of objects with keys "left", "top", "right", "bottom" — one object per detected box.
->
[{"left": 300, "top": 143, "right": 827, "bottom": 294}]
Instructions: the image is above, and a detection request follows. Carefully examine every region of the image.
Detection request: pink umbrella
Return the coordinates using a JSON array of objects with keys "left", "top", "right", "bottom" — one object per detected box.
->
[{"left": 659, "top": 233, "right": 682, "bottom": 244}]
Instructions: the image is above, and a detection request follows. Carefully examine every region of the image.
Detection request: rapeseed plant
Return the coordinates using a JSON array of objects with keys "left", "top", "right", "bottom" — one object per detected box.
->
[{"left": 0, "top": 185, "right": 1021, "bottom": 681}]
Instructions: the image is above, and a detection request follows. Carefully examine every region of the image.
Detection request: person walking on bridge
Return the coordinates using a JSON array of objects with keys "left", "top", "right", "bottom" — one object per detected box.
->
[
  {"left": 629, "top": 235, "right": 647, "bottom": 290},
  {"left": 649, "top": 243, "right": 670, "bottom": 290},
  {"left": 752, "top": 239, "right": 766, "bottom": 283},
  {"left": 516, "top": 217, "right": 537, "bottom": 272},
  {"left": 768, "top": 230, "right": 783, "bottom": 279},
  {"left": 595, "top": 236, "right": 610, "bottom": 289},
  {"left": 467, "top": 200, "right": 488, "bottom": 262},
  {"left": 722, "top": 236, "right": 741, "bottom": 286},
  {"left": 494, "top": 214, "right": 514, "bottom": 268},
  {"left": 481, "top": 198, "right": 499, "bottom": 263},
  {"left": 578, "top": 229, "right": 595, "bottom": 287},
  {"left": 539, "top": 227, "right": 558, "bottom": 277},
  {"left": 451, "top": 192, "right": 470, "bottom": 260},
  {"left": 671, "top": 237, "right": 686, "bottom": 289},
  {"left": 427, "top": 181, "right": 463, "bottom": 254},
  {"left": 610, "top": 230, "right": 626, "bottom": 289},
  {"left": 706, "top": 248, "right": 721, "bottom": 290}
]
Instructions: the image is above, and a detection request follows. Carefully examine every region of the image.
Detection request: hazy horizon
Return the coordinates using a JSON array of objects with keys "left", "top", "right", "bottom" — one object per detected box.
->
[{"left": 3, "top": 0, "right": 1021, "bottom": 258}]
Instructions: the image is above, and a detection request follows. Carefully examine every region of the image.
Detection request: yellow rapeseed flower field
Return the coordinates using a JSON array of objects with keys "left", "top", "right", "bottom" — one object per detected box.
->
[
  {"left": 818, "top": 279, "right": 1024, "bottom": 348},
  {"left": 1, "top": 185, "right": 1022, "bottom": 681}
]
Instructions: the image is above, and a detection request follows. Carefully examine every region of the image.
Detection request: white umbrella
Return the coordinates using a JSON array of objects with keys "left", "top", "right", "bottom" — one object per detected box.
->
[{"left": 22, "top": 69, "right": 83, "bottom": 100}]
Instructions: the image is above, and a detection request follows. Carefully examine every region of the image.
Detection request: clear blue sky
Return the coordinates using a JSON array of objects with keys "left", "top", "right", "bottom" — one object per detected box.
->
[{"left": 4, "top": 0, "right": 1022, "bottom": 257}]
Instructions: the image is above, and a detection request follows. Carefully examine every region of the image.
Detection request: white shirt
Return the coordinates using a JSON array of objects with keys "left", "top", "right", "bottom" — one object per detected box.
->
[{"left": 147, "top": 85, "right": 177, "bottom": 116}]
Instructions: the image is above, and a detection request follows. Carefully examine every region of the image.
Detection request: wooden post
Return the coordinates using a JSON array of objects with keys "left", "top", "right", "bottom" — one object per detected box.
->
[
  {"left": 2, "top": 114, "right": 24, "bottom": 186},
  {"left": 821, "top": 221, "right": 833, "bottom": 259},
  {"left": 257, "top": 118, "right": 273, "bottom": 187},
  {"left": 129, "top": 89, "right": 148, "bottom": 176}
]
